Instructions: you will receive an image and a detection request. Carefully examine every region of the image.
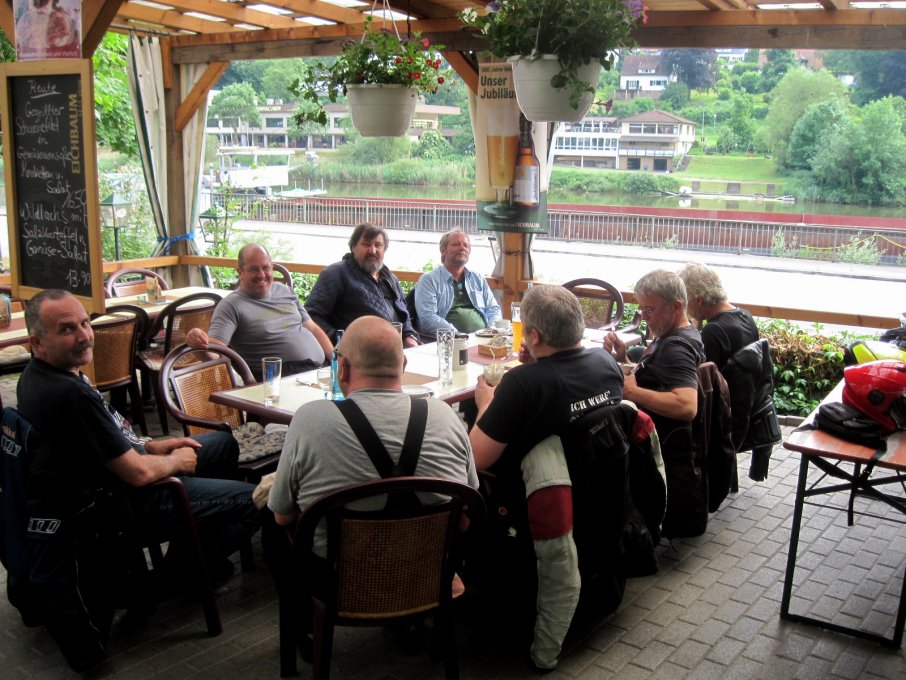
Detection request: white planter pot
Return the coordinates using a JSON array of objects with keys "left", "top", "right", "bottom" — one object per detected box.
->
[
  {"left": 508, "top": 55, "right": 602, "bottom": 123},
  {"left": 346, "top": 84, "right": 418, "bottom": 137}
]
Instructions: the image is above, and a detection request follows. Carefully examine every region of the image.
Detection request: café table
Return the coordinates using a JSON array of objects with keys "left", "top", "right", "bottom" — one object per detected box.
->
[
  {"left": 0, "top": 286, "right": 229, "bottom": 350},
  {"left": 781, "top": 381, "right": 906, "bottom": 647},
  {"left": 208, "top": 326, "right": 634, "bottom": 426}
]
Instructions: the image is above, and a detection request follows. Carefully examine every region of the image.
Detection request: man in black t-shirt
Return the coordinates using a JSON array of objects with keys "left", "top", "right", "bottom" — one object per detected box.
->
[
  {"left": 605, "top": 270, "right": 705, "bottom": 538},
  {"left": 678, "top": 262, "right": 758, "bottom": 368},
  {"left": 470, "top": 285, "right": 623, "bottom": 475}
]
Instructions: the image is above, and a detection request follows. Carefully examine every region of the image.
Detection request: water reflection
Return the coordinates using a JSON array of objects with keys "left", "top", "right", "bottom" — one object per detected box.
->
[{"left": 294, "top": 183, "right": 905, "bottom": 220}]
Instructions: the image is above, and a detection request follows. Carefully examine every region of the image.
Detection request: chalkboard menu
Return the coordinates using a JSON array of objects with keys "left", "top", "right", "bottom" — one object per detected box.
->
[{"left": 0, "top": 60, "right": 104, "bottom": 313}]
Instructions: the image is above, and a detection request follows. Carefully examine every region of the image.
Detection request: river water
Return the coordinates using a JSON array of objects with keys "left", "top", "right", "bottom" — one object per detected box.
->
[{"left": 316, "top": 182, "right": 904, "bottom": 220}]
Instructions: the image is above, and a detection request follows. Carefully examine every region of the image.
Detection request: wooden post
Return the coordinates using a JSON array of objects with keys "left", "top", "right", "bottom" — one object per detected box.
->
[
  {"left": 164, "top": 58, "right": 190, "bottom": 287},
  {"left": 501, "top": 231, "right": 529, "bottom": 317}
]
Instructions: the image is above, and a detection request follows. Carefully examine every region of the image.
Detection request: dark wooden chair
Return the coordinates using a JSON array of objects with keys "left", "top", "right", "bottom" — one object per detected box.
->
[
  {"left": 85, "top": 304, "right": 150, "bottom": 436},
  {"left": 279, "top": 477, "right": 485, "bottom": 678},
  {"left": 137, "top": 292, "right": 221, "bottom": 435},
  {"left": 160, "top": 344, "right": 284, "bottom": 480},
  {"left": 105, "top": 268, "right": 171, "bottom": 298},
  {"left": 273, "top": 263, "right": 293, "bottom": 288},
  {"left": 562, "top": 278, "right": 625, "bottom": 331}
]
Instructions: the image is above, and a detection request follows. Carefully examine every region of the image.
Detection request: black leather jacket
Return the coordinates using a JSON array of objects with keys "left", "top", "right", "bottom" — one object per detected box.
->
[{"left": 721, "top": 338, "right": 781, "bottom": 452}]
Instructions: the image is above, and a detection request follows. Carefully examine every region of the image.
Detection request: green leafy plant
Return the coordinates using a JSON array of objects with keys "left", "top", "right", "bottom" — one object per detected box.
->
[
  {"left": 290, "top": 17, "right": 447, "bottom": 127},
  {"left": 460, "top": 0, "right": 645, "bottom": 109},
  {"left": 756, "top": 319, "right": 865, "bottom": 416}
]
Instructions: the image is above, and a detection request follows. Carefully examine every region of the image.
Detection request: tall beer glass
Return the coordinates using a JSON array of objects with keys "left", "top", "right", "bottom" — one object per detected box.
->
[{"left": 484, "top": 105, "right": 519, "bottom": 217}]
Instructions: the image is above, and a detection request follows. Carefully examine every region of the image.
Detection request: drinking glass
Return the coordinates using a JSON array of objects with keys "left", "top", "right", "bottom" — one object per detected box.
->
[
  {"left": 436, "top": 329, "right": 455, "bottom": 387},
  {"left": 511, "top": 302, "right": 523, "bottom": 353},
  {"left": 316, "top": 367, "right": 333, "bottom": 399},
  {"left": 391, "top": 321, "right": 403, "bottom": 338},
  {"left": 262, "top": 357, "right": 282, "bottom": 404}
]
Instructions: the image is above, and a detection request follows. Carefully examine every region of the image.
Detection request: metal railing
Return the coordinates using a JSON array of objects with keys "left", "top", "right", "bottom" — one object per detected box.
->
[{"left": 202, "top": 193, "right": 906, "bottom": 265}]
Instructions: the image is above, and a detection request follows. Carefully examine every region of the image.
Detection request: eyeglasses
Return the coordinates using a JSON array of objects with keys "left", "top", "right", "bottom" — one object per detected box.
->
[
  {"left": 639, "top": 305, "right": 660, "bottom": 316},
  {"left": 243, "top": 265, "right": 272, "bottom": 275}
]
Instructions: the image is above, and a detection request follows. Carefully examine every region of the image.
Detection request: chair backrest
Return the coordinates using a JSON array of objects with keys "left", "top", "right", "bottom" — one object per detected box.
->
[
  {"left": 105, "top": 268, "right": 170, "bottom": 298},
  {"left": 0, "top": 285, "right": 27, "bottom": 313},
  {"left": 562, "top": 278, "right": 625, "bottom": 331},
  {"left": 294, "top": 477, "right": 484, "bottom": 622},
  {"left": 273, "top": 263, "right": 293, "bottom": 288},
  {"left": 83, "top": 305, "right": 148, "bottom": 390},
  {"left": 161, "top": 343, "right": 255, "bottom": 436},
  {"left": 145, "top": 292, "right": 221, "bottom": 355}
]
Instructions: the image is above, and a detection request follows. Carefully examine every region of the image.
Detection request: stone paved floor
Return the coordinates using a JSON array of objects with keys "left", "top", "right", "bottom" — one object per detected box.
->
[{"left": 1, "top": 372, "right": 905, "bottom": 679}]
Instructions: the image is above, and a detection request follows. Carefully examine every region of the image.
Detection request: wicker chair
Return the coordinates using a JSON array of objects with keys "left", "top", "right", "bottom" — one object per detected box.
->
[
  {"left": 106, "top": 268, "right": 170, "bottom": 298},
  {"left": 280, "top": 477, "right": 485, "bottom": 678},
  {"left": 84, "top": 305, "right": 150, "bottom": 436},
  {"left": 137, "top": 292, "right": 221, "bottom": 435},
  {"left": 160, "top": 344, "right": 284, "bottom": 479}
]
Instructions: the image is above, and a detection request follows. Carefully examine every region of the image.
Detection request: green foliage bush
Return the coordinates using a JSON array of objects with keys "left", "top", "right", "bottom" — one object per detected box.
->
[
  {"left": 550, "top": 167, "right": 681, "bottom": 194},
  {"left": 758, "top": 319, "right": 854, "bottom": 416}
]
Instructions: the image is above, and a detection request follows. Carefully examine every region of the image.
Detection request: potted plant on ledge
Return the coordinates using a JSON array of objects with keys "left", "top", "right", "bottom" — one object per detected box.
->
[
  {"left": 461, "top": 0, "right": 646, "bottom": 122},
  {"left": 289, "top": 17, "right": 448, "bottom": 137}
]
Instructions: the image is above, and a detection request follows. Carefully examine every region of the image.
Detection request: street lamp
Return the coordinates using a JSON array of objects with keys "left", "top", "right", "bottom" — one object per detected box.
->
[{"left": 100, "top": 193, "right": 132, "bottom": 261}]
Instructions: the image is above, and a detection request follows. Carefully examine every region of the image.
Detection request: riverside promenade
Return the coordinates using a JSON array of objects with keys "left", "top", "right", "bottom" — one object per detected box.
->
[{"left": 241, "top": 219, "right": 906, "bottom": 330}]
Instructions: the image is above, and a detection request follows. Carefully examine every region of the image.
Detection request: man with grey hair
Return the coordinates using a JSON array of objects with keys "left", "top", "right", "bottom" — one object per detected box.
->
[
  {"left": 414, "top": 229, "right": 500, "bottom": 334},
  {"left": 605, "top": 269, "right": 705, "bottom": 537},
  {"left": 678, "top": 262, "right": 758, "bottom": 368},
  {"left": 307, "top": 223, "right": 419, "bottom": 347},
  {"left": 605, "top": 269, "right": 704, "bottom": 425},
  {"left": 470, "top": 284, "right": 623, "bottom": 472}
]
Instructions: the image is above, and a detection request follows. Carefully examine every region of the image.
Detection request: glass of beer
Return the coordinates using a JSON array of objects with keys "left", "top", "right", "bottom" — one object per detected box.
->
[
  {"left": 511, "top": 302, "right": 523, "bottom": 354},
  {"left": 484, "top": 105, "right": 519, "bottom": 217}
]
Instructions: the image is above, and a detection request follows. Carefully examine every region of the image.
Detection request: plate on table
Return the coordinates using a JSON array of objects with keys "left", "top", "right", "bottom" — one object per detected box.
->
[
  {"left": 474, "top": 328, "right": 499, "bottom": 338},
  {"left": 402, "top": 384, "right": 433, "bottom": 399}
]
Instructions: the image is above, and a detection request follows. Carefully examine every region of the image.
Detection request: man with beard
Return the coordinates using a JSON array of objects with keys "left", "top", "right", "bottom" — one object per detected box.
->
[
  {"left": 414, "top": 229, "right": 500, "bottom": 334},
  {"left": 306, "top": 223, "right": 420, "bottom": 347},
  {"left": 186, "top": 243, "right": 332, "bottom": 380}
]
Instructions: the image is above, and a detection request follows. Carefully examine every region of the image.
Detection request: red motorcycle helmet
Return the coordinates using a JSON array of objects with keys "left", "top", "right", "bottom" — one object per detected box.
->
[{"left": 842, "top": 360, "right": 906, "bottom": 434}]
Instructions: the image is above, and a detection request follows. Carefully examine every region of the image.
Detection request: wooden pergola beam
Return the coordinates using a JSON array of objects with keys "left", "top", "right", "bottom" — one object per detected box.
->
[{"left": 175, "top": 61, "right": 228, "bottom": 132}]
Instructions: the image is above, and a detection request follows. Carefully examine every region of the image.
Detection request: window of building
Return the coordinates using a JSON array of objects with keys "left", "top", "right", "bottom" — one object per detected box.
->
[
  {"left": 626, "top": 80, "right": 639, "bottom": 90},
  {"left": 265, "top": 117, "right": 285, "bottom": 128},
  {"left": 656, "top": 124, "right": 677, "bottom": 134},
  {"left": 627, "top": 158, "right": 641, "bottom": 170}
]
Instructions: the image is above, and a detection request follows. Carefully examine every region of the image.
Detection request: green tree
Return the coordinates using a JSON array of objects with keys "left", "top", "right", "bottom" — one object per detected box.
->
[
  {"left": 336, "top": 135, "right": 411, "bottom": 164},
  {"left": 824, "top": 51, "right": 906, "bottom": 105},
  {"left": 93, "top": 34, "right": 136, "bottom": 156},
  {"left": 209, "top": 83, "right": 261, "bottom": 127},
  {"left": 761, "top": 50, "right": 799, "bottom": 91},
  {"left": 260, "top": 59, "right": 310, "bottom": 102},
  {"left": 786, "top": 99, "right": 849, "bottom": 170},
  {"left": 659, "top": 82, "right": 690, "bottom": 110},
  {"left": 661, "top": 49, "right": 717, "bottom": 91},
  {"left": 811, "top": 97, "right": 906, "bottom": 205},
  {"left": 414, "top": 130, "right": 453, "bottom": 160},
  {"left": 763, "top": 68, "right": 847, "bottom": 167},
  {"left": 0, "top": 29, "right": 15, "bottom": 62},
  {"left": 727, "top": 95, "right": 757, "bottom": 151},
  {"left": 217, "top": 61, "right": 271, "bottom": 94}
]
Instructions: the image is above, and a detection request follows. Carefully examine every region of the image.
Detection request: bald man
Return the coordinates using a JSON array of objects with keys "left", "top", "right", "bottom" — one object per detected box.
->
[
  {"left": 187, "top": 243, "right": 332, "bottom": 379},
  {"left": 268, "top": 316, "right": 477, "bottom": 550}
]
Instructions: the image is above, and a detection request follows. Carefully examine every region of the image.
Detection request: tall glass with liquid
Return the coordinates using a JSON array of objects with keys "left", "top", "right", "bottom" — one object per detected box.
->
[
  {"left": 484, "top": 105, "right": 520, "bottom": 217},
  {"left": 511, "top": 302, "right": 523, "bottom": 353}
]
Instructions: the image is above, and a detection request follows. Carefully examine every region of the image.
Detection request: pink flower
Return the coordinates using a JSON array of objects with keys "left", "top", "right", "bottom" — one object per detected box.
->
[
  {"left": 422, "top": 39, "right": 430, "bottom": 47},
  {"left": 395, "top": 56, "right": 402, "bottom": 63},
  {"left": 438, "top": 76, "right": 445, "bottom": 84}
]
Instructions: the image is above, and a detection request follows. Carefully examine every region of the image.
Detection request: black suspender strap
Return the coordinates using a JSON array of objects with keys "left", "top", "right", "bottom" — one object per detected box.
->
[{"left": 334, "top": 397, "right": 428, "bottom": 477}]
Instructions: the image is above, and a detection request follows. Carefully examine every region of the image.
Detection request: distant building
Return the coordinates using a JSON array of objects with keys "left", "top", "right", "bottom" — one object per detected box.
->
[
  {"left": 715, "top": 48, "right": 749, "bottom": 67},
  {"left": 552, "top": 110, "right": 696, "bottom": 173},
  {"left": 618, "top": 54, "right": 675, "bottom": 100},
  {"left": 206, "top": 98, "right": 461, "bottom": 156}
]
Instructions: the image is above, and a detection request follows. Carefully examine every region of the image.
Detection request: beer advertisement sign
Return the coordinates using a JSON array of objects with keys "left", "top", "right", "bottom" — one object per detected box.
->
[{"left": 474, "top": 62, "right": 549, "bottom": 234}]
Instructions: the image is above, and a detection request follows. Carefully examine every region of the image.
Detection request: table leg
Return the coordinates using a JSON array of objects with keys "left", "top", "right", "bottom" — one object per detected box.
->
[{"left": 781, "top": 453, "right": 810, "bottom": 617}]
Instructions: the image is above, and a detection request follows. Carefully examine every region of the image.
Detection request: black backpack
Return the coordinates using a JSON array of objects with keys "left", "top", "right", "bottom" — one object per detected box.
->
[{"left": 812, "top": 401, "right": 887, "bottom": 451}]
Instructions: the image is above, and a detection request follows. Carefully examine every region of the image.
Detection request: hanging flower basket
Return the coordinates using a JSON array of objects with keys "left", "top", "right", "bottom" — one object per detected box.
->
[
  {"left": 289, "top": 15, "right": 448, "bottom": 137},
  {"left": 509, "top": 55, "right": 602, "bottom": 122},
  {"left": 346, "top": 84, "right": 419, "bottom": 137},
  {"left": 461, "top": 0, "right": 646, "bottom": 121}
]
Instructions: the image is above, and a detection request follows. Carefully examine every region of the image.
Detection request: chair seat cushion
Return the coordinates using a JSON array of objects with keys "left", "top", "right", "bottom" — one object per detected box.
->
[{"left": 232, "top": 422, "right": 285, "bottom": 464}]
